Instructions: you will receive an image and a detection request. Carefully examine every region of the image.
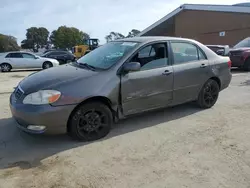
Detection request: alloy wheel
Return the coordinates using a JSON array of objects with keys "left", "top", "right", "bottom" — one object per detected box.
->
[
  {"left": 203, "top": 82, "right": 219, "bottom": 106},
  {"left": 1, "top": 64, "right": 10, "bottom": 72},
  {"left": 76, "top": 109, "right": 109, "bottom": 138}
]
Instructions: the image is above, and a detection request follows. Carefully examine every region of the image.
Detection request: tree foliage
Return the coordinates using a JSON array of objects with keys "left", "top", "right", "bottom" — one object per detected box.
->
[
  {"left": 50, "top": 26, "right": 90, "bottom": 49},
  {"left": 105, "top": 29, "right": 141, "bottom": 42},
  {"left": 105, "top": 32, "right": 125, "bottom": 42},
  {"left": 21, "top": 27, "right": 49, "bottom": 51},
  {"left": 0, "top": 34, "right": 20, "bottom": 52},
  {"left": 127, "top": 29, "right": 140, "bottom": 38}
]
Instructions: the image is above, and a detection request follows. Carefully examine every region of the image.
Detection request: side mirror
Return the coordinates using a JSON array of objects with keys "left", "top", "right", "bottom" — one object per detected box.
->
[{"left": 123, "top": 62, "right": 141, "bottom": 72}]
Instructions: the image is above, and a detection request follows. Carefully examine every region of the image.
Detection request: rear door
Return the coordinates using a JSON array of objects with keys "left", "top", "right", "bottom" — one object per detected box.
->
[
  {"left": 6, "top": 52, "right": 25, "bottom": 68},
  {"left": 121, "top": 42, "right": 174, "bottom": 115},
  {"left": 170, "top": 41, "right": 210, "bottom": 103}
]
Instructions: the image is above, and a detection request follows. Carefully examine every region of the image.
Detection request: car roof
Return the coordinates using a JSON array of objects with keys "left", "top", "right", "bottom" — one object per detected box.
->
[
  {"left": 6, "top": 51, "right": 34, "bottom": 54},
  {"left": 115, "top": 36, "right": 197, "bottom": 44},
  {"left": 45, "top": 50, "right": 69, "bottom": 54}
]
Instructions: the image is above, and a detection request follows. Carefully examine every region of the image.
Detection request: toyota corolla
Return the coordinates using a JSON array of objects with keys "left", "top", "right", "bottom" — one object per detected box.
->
[{"left": 10, "top": 37, "right": 232, "bottom": 141}]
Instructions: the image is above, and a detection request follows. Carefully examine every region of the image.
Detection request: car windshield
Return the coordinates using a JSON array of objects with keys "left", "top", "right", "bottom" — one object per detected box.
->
[
  {"left": 76, "top": 41, "right": 139, "bottom": 69},
  {"left": 234, "top": 38, "right": 250, "bottom": 48}
]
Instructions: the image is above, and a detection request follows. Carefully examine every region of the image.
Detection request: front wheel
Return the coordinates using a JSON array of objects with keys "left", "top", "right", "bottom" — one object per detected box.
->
[
  {"left": 68, "top": 102, "right": 113, "bottom": 141},
  {"left": 1, "top": 63, "right": 11, "bottom": 72},
  {"left": 197, "top": 79, "right": 219, "bottom": 108},
  {"left": 42, "top": 61, "right": 53, "bottom": 69}
]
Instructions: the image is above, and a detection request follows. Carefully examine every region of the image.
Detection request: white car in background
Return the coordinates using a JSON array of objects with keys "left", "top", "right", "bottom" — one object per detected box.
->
[{"left": 0, "top": 51, "right": 59, "bottom": 72}]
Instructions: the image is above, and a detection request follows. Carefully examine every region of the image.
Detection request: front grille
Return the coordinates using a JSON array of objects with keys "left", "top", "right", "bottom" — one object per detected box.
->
[{"left": 15, "top": 87, "right": 24, "bottom": 100}]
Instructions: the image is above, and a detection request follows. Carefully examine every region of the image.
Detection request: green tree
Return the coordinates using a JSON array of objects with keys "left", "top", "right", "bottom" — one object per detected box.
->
[
  {"left": 127, "top": 29, "right": 140, "bottom": 38},
  {"left": 105, "top": 29, "right": 140, "bottom": 42},
  {"left": 22, "top": 27, "right": 49, "bottom": 51},
  {"left": 0, "top": 34, "right": 20, "bottom": 52},
  {"left": 50, "top": 26, "right": 90, "bottom": 49},
  {"left": 105, "top": 32, "right": 125, "bottom": 42}
]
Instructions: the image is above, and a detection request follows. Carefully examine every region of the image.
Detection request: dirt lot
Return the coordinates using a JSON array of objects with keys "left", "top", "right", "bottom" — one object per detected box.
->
[{"left": 0, "top": 70, "right": 250, "bottom": 188}]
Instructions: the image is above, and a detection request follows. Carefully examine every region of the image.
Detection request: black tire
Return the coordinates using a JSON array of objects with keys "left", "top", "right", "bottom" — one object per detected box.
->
[
  {"left": 1, "top": 63, "right": 12, "bottom": 72},
  {"left": 197, "top": 79, "right": 220, "bottom": 109},
  {"left": 243, "top": 58, "right": 250, "bottom": 71},
  {"left": 42, "top": 61, "right": 53, "bottom": 69},
  {"left": 66, "top": 59, "right": 71, "bottom": 63},
  {"left": 58, "top": 60, "right": 64, "bottom": 65},
  {"left": 68, "top": 102, "right": 113, "bottom": 141}
]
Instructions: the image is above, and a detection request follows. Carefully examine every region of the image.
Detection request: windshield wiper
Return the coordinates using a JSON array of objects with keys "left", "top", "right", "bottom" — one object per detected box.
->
[{"left": 78, "top": 62, "right": 97, "bottom": 71}]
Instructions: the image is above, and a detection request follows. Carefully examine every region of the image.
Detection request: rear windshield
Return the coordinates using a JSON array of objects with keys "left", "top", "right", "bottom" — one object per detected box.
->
[{"left": 234, "top": 38, "right": 250, "bottom": 48}]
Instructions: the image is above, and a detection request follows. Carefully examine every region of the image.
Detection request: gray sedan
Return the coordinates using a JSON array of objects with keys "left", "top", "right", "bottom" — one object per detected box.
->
[{"left": 10, "top": 37, "right": 232, "bottom": 141}]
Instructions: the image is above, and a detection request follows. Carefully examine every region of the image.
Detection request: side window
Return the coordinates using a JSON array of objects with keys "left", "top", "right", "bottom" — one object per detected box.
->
[
  {"left": 77, "top": 48, "right": 82, "bottom": 53},
  {"left": 22, "top": 53, "right": 35, "bottom": 59},
  {"left": 198, "top": 49, "right": 206, "bottom": 60},
  {"left": 130, "top": 43, "right": 168, "bottom": 71},
  {"left": 138, "top": 46, "right": 155, "bottom": 58},
  {"left": 49, "top": 52, "right": 58, "bottom": 56},
  {"left": 6, "top": 53, "right": 23, "bottom": 58},
  {"left": 5, "top": 53, "right": 11, "bottom": 58},
  {"left": 52, "top": 52, "right": 62, "bottom": 55},
  {"left": 171, "top": 42, "right": 199, "bottom": 64}
]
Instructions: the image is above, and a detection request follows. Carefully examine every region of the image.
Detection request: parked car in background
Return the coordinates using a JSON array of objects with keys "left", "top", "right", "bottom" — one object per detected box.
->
[
  {"left": 229, "top": 37, "right": 250, "bottom": 71},
  {"left": 10, "top": 37, "right": 232, "bottom": 141},
  {"left": 206, "top": 45, "right": 230, "bottom": 56},
  {"left": 0, "top": 51, "right": 59, "bottom": 72},
  {"left": 41, "top": 51, "right": 76, "bottom": 65},
  {"left": 42, "top": 49, "right": 68, "bottom": 54}
]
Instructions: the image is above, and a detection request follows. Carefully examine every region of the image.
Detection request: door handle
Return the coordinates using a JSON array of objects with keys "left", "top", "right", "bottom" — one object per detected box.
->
[
  {"left": 200, "top": 64, "right": 207, "bottom": 68},
  {"left": 162, "top": 70, "right": 172, "bottom": 76}
]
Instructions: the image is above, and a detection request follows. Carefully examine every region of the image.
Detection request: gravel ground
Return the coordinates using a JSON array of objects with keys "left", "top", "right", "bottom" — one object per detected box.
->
[{"left": 0, "top": 70, "right": 250, "bottom": 188}]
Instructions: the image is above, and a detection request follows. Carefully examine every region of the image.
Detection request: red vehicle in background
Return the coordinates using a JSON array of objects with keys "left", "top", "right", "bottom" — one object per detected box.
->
[{"left": 229, "top": 37, "right": 250, "bottom": 71}]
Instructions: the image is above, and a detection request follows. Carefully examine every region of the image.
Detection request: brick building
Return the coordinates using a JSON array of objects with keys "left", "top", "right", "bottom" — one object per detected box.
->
[{"left": 138, "top": 4, "right": 250, "bottom": 46}]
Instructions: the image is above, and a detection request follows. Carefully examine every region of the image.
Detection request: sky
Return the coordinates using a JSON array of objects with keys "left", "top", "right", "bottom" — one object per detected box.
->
[{"left": 0, "top": 0, "right": 247, "bottom": 44}]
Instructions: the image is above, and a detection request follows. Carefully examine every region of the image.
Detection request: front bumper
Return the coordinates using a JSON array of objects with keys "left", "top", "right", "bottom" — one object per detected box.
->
[
  {"left": 52, "top": 60, "right": 60, "bottom": 67},
  {"left": 9, "top": 93, "right": 76, "bottom": 134}
]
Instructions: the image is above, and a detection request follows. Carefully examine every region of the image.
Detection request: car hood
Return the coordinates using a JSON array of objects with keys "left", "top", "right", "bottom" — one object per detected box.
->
[{"left": 19, "top": 64, "right": 98, "bottom": 94}]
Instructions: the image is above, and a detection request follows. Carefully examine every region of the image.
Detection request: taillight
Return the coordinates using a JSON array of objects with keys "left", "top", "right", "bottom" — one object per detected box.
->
[{"left": 228, "top": 60, "right": 232, "bottom": 68}]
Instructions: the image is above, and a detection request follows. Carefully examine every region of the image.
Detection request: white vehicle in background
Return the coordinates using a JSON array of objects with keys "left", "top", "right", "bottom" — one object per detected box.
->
[{"left": 0, "top": 51, "right": 59, "bottom": 72}]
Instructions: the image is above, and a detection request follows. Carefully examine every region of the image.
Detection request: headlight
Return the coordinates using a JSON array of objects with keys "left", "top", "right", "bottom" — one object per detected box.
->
[{"left": 23, "top": 90, "right": 61, "bottom": 105}]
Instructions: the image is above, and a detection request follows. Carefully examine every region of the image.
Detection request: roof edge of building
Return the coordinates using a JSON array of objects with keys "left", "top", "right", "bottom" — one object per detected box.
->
[{"left": 138, "top": 3, "right": 250, "bottom": 36}]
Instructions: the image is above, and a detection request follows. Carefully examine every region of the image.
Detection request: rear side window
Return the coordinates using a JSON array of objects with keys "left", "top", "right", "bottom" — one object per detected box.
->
[
  {"left": 171, "top": 42, "right": 206, "bottom": 64},
  {"left": 6, "top": 53, "right": 23, "bottom": 58},
  {"left": 198, "top": 49, "right": 206, "bottom": 60}
]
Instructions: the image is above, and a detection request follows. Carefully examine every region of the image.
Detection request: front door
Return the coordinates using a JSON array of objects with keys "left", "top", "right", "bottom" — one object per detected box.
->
[
  {"left": 21, "top": 53, "right": 40, "bottom": 68},
  {"left": 170, "top": 41, "right": 211, "bottom": 103},
  {"left": 121, "top": 42, "right": 174, "bottom": 116}
]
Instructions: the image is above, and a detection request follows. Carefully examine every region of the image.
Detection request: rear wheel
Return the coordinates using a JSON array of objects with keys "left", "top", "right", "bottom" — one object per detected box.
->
[
  {"left": 68, "top": 102, "right": 113, "bottom": 141},
  {"left": 243, "top": 58, "right": 250, "bottom": 71},
  {"left": 197, "top": 79, "right": 219, "bottom": 108},
  {"left": 1, "top": 63, "right": 11, "bottom": 72},
  {"left": 42, "top": 61, "right": 53, "bottom": 69}
]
